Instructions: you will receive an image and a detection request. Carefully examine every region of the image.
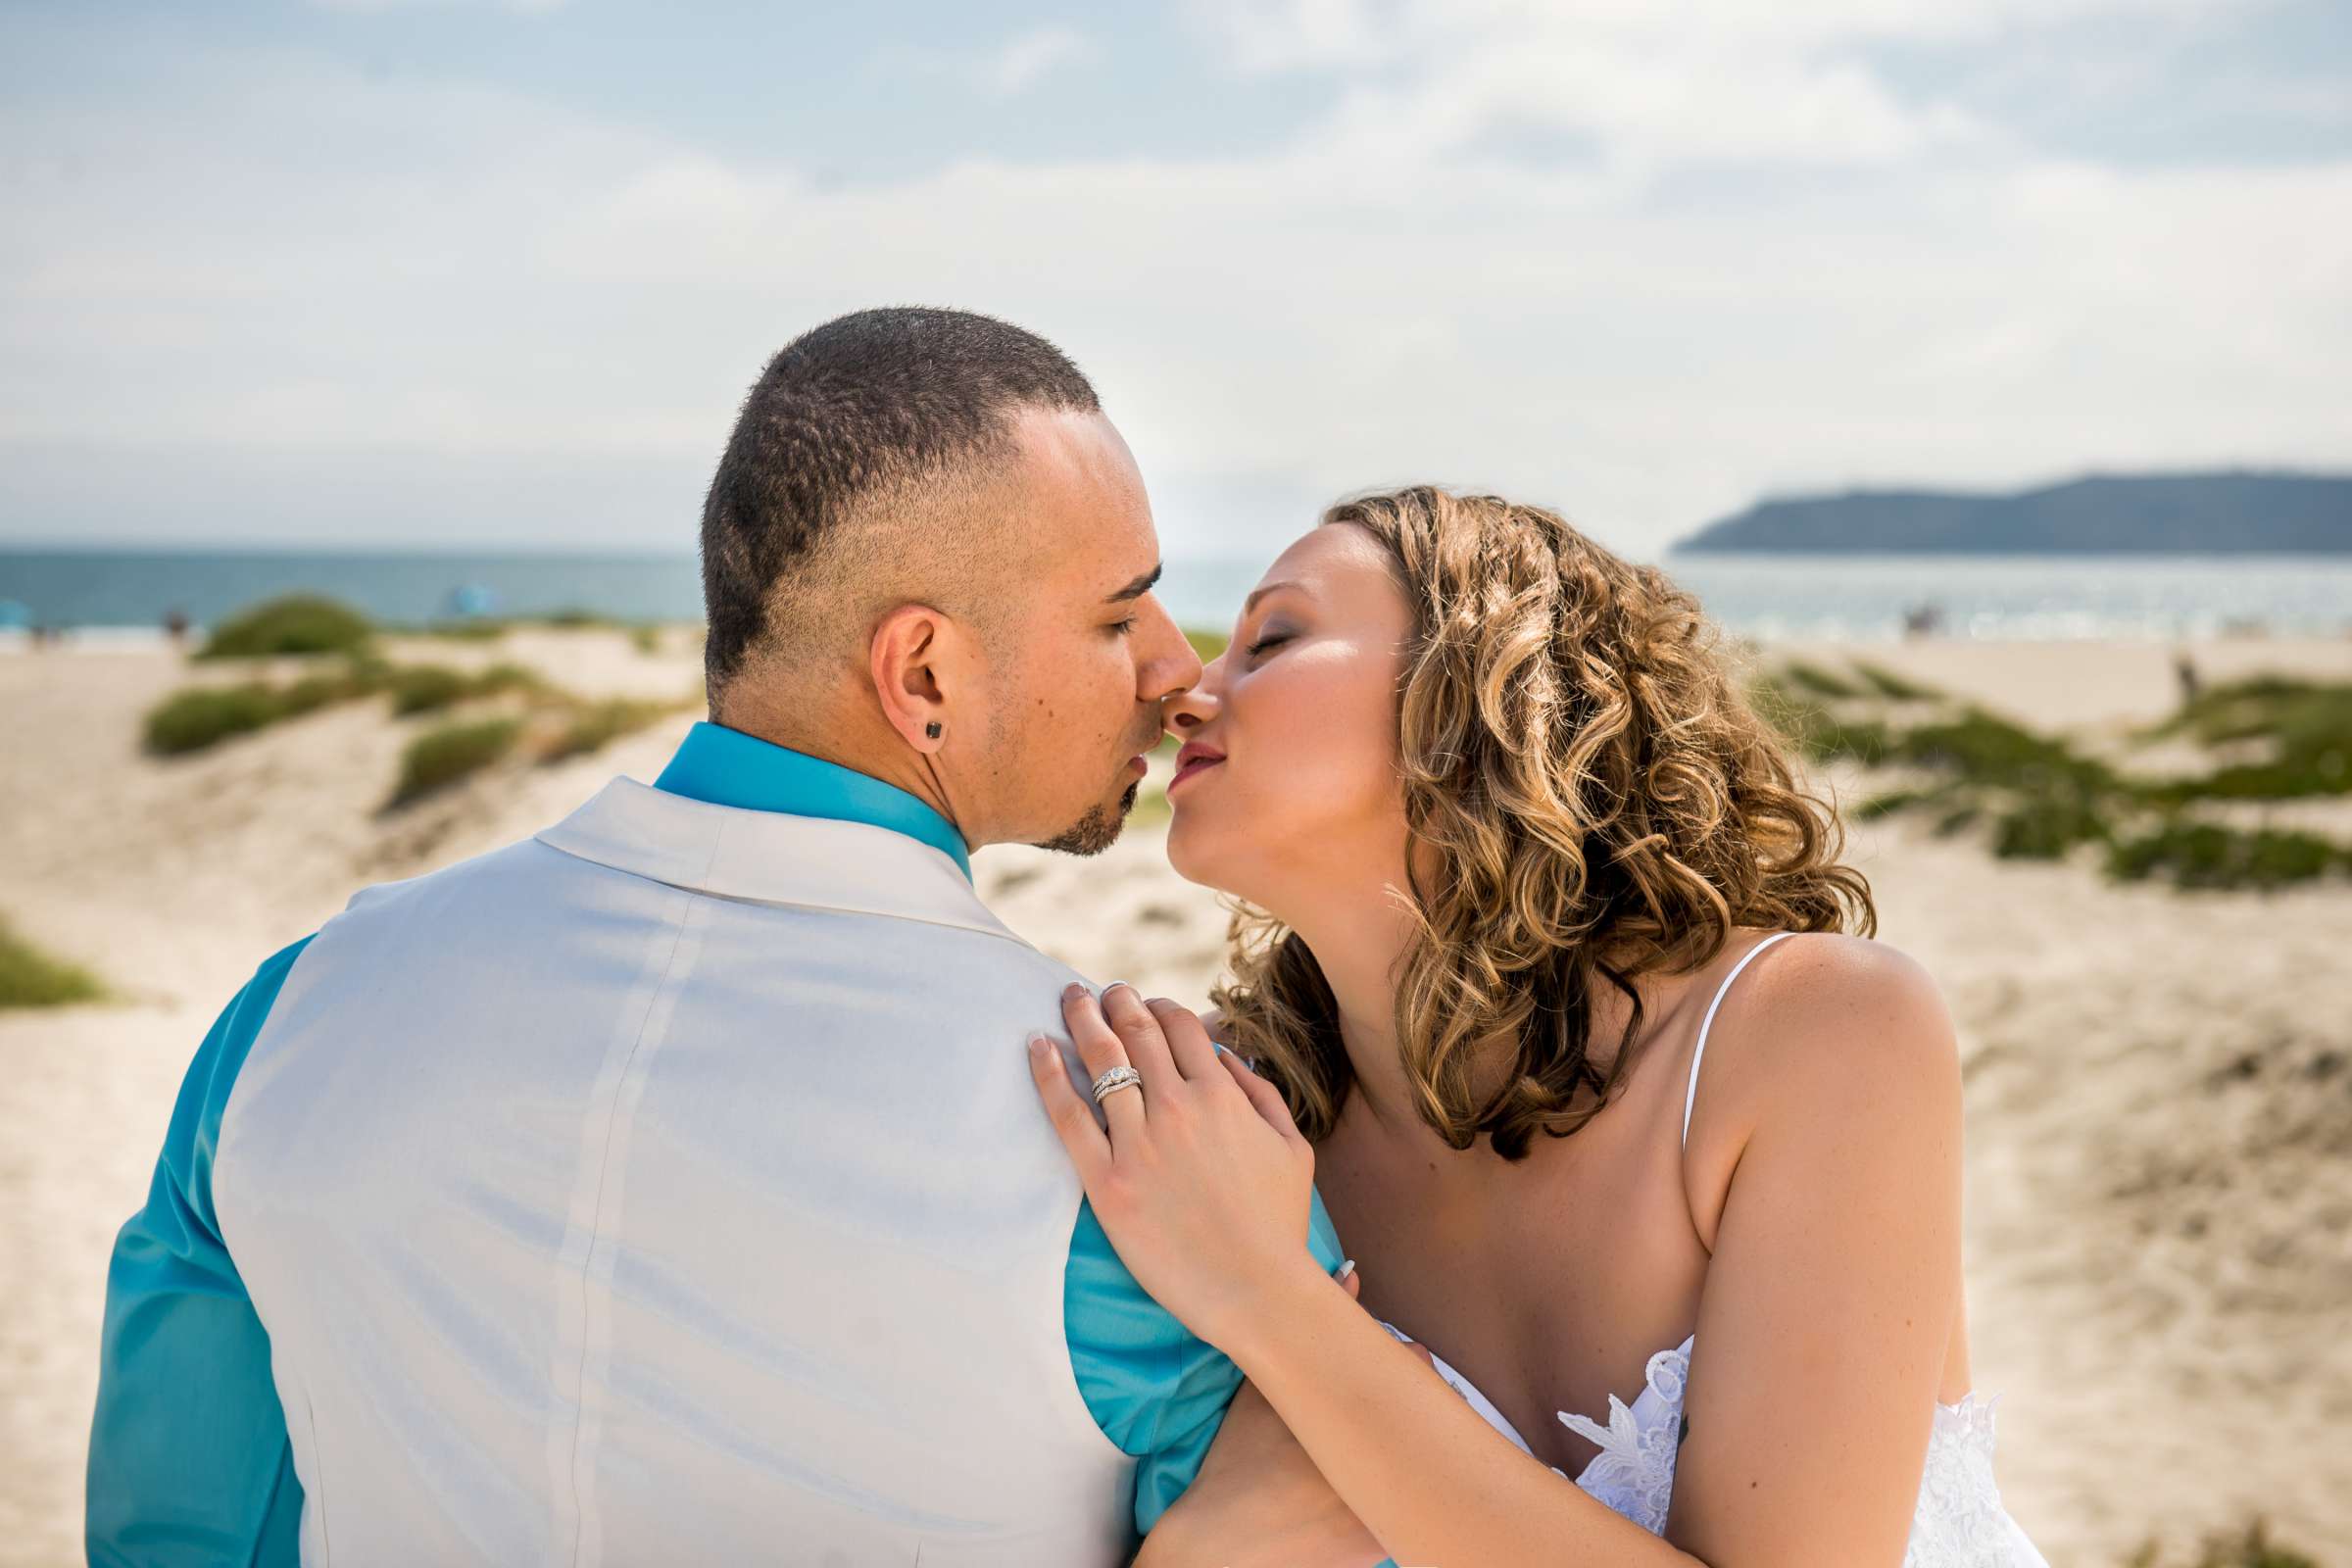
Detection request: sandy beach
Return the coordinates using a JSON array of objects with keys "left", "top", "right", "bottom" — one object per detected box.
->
[{"left": 4, "top": 627, "right": 2347, "bottom": 1566}]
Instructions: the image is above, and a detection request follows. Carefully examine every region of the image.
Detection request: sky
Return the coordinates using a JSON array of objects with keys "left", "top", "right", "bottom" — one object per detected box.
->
[{"left": 1, "top": 0, "right": 2346, "bottom": 560}]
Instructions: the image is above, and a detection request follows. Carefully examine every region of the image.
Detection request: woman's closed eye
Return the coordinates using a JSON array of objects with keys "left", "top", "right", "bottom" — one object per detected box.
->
[{"left": 1246, "top": 629, "right": 1293, "bottom": 659}]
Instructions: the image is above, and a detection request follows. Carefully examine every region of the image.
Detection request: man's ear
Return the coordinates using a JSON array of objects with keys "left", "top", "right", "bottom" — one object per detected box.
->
[{"left": 868, "top": 602, "right": 954, "bottom": 755}]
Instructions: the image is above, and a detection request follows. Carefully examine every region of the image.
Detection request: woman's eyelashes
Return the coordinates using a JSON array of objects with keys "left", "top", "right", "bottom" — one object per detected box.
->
[{"left": 1245, "top": 627, "right": 1294, "bottom": 659}]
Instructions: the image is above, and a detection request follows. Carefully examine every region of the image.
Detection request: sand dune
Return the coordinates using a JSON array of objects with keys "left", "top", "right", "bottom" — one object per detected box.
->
[{"left": 3, "top": 631, "right": 2346, "bottom": 1565}]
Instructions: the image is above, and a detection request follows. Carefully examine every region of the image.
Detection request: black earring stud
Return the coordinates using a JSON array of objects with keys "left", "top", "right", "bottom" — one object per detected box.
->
[{"left": 925, "top": 722, "right": 941, "bottom": 739}]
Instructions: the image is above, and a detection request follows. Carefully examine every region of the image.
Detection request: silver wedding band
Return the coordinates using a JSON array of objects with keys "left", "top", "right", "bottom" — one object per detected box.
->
[{"left": 1090, "top": 1065, "right": 1143, "bottom": 1104}]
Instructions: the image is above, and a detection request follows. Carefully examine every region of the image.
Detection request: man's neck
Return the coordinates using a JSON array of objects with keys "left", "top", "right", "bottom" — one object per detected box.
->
[{"left": 711, "top": 700, "right": 972, "bottom": 847}]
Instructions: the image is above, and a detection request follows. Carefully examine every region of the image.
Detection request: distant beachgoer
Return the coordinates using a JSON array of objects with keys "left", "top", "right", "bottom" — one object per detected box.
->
[
  {"left": 162, "top": 609, "right": 191, "bottom": 645},
  {"left": 1903, "top": 601, "right": 1945, "bottom": 639},
  {"left": 2175, "top": 649, "right": 2200, "bottom": 707}
]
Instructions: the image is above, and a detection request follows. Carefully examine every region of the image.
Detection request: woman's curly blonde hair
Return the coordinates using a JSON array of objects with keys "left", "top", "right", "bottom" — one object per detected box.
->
[{"left": 1206, "top": 486, "right": 1876, "bottom": 1160}]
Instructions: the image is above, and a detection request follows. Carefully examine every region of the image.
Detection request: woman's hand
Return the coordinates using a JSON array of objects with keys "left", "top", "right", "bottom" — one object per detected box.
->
[{"left": 1026, "top": 983, "right": 1330, "bottom": 1354}]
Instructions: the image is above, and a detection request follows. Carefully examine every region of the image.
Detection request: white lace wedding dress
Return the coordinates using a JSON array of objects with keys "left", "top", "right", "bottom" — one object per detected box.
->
[{"left": 1376, "top": 934, "right": 2047, "bottom": 1567}]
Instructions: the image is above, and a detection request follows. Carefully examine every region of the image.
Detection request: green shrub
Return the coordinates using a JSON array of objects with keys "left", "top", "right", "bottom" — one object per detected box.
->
[
  {"left": 1933, "top": 802, "right": 1984, "bottom": 837},
  {"left": 1852, "top": 786, "right": 1944, "bottom": 820},
  {"left": 2125, "top": 1520, "right": 2321, "bottom": 1568},
  {"left": 2106, "top": 821, "right": 2342, "bottom": 891},
  {"left": 2147, "top": 675, "right": 2342, "bottom": 747},
  {"left": 144, "top": 657, "right": 391, "bottom": 754},
  {"left": 196, "top": 595, "right": 375, "bottom": 660},
  {"left": 387, "top": 664, "right": 471, "bottom": 715},
  {"left": 1183, "top": 627, "right": 1231, "bottom": 663},
  {"left": 474, "top": 662, "right": 541, "bottom": 698},
  {"left": 1780, "top": 660, "right": 1863, "bottom": 699},
  {"left": 143, "top": 685, "right": 287, "bottom": 755},
  {"left": 1892, "top": 709, "right": 2115, "bottom": 793},
  {"left": 414, "top": 619, "right": 511, "bottom": 641},
  {"left": 389, "top": 718, "right": 520, "bottom": 806},
  {"left": 0, "top": 918, "right": 103, "bottom": 1008},
  {"left": 1850, "top": 661, "right": 1939, "bottom": 701},
  {"left": 384, "top": 662, "right": 541, "bottom": 716},
  {"left": 1746, "top": 675, "right": 1889, "bottom": 762},
  {"left": 2141, "top": 677, "right": 2352, "bottom": 801},
  {"left": 630, "top": 625, "right": 662, "bottom": 656},
  {"left": 1990, "top": 794, "right": 2113, "bottom": 860},
  {"left": 538, "top": 699, "right": 674, "bottom": 764},
  {"left": 278, "top": 667, "right": 367, "bottom": 716}
]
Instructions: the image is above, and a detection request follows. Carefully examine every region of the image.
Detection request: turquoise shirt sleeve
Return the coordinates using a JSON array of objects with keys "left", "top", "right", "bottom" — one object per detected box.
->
[
  {"left": 87, "top": 936, "right": 314, "bottom": 1568},
  {"left": 1062, "top": 1041, "right": 1350, "bottom": 1541}
]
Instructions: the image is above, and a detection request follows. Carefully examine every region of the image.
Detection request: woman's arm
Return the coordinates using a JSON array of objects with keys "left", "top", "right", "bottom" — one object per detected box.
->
[
  {"left": 1131, "top": 1270, "right": 1394, "bottom": 1568},
  {"left": 1029, "top": 985, "right": 1681, "bottom": 1566},
  {"left": 1028, "top": 959, "right": 1963, "bottom": 1567},
  {"left": 1664, "top": 939, "right": 1965, "bottom": 1560}
]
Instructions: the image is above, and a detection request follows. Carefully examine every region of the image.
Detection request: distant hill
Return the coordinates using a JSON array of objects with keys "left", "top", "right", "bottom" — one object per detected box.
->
[{"left": 1676, "top": 471, "right": 2352, "bottom": 555}]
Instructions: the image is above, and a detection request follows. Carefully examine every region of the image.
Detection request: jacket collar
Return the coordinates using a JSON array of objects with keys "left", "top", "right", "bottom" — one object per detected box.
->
[
  {"left": 536, "top": 775, "right": 1020, "bottom": 944},
  {"left": 651, "top": 720, "right": 973, "bottom": 882}
]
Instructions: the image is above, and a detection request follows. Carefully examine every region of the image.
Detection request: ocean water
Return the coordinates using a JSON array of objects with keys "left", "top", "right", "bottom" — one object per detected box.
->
[{"left": 2, "top": 548, "right": 2348, "bottom": 644}]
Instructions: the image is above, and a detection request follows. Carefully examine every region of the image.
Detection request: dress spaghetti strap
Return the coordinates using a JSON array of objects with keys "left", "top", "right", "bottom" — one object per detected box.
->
[{"left": 1681, "top": 931, "right": 1798, "bottom": 1150}]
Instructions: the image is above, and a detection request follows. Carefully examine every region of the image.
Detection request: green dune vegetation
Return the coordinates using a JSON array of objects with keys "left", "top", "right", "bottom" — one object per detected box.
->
[
  {"left": 142, "top": 657, "right": 550, "bottom": 755},
  {"left": 2126, "top": 1521, "right": 2321, "bottom": 1568},
  {"left": 0, "top": 915, "right": 102, "bottom": 1009},
  {"left": 141, "top": 594, "right": 701, "bottom": 808},
  {"left": 390, "top": 717, "right": 524, "bottom": 807},
  {"left": 393, "top": 609, "right": 675, "bottom": 649},
  {"left": 1752, "top": 663, "right": 2352, "bottom": 892},
  {"left": 194, "top": 594, "right": 378, "bottom": 661},
  {"left": 1183, "top": 626, "right": 1231, "bottom": 663}
]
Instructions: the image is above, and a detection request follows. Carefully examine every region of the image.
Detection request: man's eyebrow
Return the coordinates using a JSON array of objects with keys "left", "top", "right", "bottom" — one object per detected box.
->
[
  {"left": 1242, "top": 580, "right": 1302, "bottom": 616},
  {"left": 1105, "top": 564, "right": 1163, "bottom": 604}
]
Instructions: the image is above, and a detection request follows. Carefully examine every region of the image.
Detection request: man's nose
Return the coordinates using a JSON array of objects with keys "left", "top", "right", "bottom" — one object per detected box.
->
[{"left": 1138, "top": 599, "right": 1201, "bottom": 702}]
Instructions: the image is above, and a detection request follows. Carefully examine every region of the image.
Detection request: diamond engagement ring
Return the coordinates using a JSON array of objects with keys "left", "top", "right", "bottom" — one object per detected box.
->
[{"left": 1090, "top": 1065, "right": 1144, "bottom": 1104}]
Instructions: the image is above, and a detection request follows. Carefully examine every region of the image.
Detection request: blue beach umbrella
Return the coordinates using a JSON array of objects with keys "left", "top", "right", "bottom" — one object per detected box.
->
[{"left": 448, "top": 583, "right": 500, "bottom": 618}]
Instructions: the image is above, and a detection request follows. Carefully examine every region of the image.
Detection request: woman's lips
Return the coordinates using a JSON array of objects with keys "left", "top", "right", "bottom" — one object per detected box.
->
[{"left": 1168, "top": 756, "right": 1223, "bottom": 792}]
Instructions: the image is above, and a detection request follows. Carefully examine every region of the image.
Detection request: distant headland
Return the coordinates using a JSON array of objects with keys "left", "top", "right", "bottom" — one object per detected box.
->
[{"left": 1674, "top": 470, "right": 2352, "bottom": 555}]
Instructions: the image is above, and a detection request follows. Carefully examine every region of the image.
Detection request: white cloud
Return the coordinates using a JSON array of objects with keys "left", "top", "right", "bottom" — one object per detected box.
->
[
  {"left": 982, "top": 24, "right": 1099, "bottom": 96},
  {"left": 305, "top": 0, "right": 569, "bottom": 12},
  {"left": 1183, "top": 0, "right": 1395, "bottom": 73},
  {"left": 2, "top": 8, "right": 2345, "bottom": 557}
]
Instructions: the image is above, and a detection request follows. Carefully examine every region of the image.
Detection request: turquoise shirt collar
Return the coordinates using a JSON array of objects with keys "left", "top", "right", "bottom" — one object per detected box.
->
[{"left": 652, "top": 720, "right": 973, "bottom": 883}]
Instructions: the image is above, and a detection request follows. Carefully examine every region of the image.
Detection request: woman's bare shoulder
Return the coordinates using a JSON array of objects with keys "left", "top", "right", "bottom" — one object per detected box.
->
[{"left": 1707, "top": 932, "right": 1959, "bottom": 1134}]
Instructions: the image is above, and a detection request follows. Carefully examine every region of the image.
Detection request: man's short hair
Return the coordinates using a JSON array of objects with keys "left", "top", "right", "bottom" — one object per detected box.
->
[{"left": 699, "top": 307, "right": 1100, "bottom": 700}]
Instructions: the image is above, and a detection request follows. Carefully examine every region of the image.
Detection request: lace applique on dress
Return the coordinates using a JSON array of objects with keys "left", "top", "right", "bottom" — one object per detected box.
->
[
  {"left": 1900, "top": 1395, "right": 2025, "bottom": 1568},
  {"left": 1545, "top": 1339, "right": 2039, "bottom": 1568},
  {"left": 1553, "top": 1341, "right": 1690, "bottom": 1534}
]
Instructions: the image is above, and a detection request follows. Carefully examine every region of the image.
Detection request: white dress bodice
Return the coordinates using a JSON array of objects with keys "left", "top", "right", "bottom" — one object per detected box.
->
[
  {"left": 1384, "top": 1323, "right": 2046, "bottom": 1566},
  {"left": 1374, "top": 933, "right": 2047, "bottom": 1566}
]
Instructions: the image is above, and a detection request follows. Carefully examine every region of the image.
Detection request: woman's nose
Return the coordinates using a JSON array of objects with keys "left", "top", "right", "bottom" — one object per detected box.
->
[{"left": 1163, "top": 662, "right": 1222, "bottom": 735}]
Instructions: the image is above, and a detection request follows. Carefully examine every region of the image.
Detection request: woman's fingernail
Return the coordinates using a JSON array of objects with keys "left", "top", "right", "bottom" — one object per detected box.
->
[
  {"left": 1027, "top": 1036, "right": 1051, "bottom": 1058},
  {"left": 1335, "top": 1258, "right": 1357, "bottom": 1282}
]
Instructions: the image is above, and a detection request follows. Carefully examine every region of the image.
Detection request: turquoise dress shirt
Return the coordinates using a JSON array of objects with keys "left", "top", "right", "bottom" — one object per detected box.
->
[{"left": 87, "top": 721, "right": 1352, "bottom": 1563}]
